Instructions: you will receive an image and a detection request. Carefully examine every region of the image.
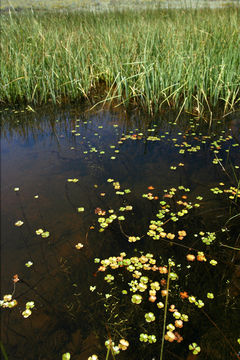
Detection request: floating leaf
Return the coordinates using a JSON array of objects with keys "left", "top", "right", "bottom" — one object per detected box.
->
[
  {"left": 62, "top": 353, "right": 71, "bottom": 360},
  {"left": 14, "top": 220, "right": 24, "bottom": 227},
  {"left": 41, "top": 231, "right": 50, "bottom": 238}
]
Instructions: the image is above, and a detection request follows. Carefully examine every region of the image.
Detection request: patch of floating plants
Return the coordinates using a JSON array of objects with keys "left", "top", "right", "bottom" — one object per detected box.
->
[{"left": 1, "top": 107, "right": 240, "bottom": 360}]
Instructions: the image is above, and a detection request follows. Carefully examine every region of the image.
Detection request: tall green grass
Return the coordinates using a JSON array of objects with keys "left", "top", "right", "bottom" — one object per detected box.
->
[{"left": 1, "top": 7, "right": 240, "bottom": 114}]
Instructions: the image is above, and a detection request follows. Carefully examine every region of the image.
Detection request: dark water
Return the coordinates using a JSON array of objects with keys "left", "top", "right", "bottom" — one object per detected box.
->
[{"left": 1, "top": 105, "right": 240, "bottom": 360}]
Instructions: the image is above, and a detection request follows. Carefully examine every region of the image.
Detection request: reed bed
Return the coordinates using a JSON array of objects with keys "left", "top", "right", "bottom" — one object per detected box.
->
[{"left": 1, "top": 7, "right": 240, "bottom": 114}]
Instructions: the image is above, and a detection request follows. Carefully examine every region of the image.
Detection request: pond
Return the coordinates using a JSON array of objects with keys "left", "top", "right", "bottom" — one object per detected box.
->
[
  {"left": 1, "top": 0, "right": 240, "bottom": 11},
  {"left": 1, "top": 105, "right": 240, "bottom": 360}
]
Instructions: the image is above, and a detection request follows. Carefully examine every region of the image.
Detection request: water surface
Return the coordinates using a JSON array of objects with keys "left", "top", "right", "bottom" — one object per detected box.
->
[{"left": 1, "top": 105, "right": 240, "bottom": 359}]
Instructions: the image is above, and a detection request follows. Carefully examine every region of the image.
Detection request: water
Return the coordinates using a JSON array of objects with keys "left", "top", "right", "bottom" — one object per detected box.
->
[
  {"left": 1, "top": 0, "right": 239, "bottom": 11},
  {"left": 1, "top": 105, "right": 240, "bottom": 360}
]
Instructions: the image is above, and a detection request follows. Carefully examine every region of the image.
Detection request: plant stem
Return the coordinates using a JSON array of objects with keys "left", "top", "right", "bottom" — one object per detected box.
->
[
  {"left": 105, "top": 347, "right": 110, "bottom": 360},
  {"left": 201, "top": 309, "right": 240, "bottom": 360},
  {"left": 160, "top": 263, "right": 171, "bottom": 360},
  {"left": 0, "top": 341, "right": 8, "bottom": 360}
]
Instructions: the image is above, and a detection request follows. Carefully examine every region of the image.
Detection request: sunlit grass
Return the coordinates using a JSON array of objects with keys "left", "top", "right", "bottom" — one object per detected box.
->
[{"left": 1, "top": 7, "right": 240, "bottom": 114}]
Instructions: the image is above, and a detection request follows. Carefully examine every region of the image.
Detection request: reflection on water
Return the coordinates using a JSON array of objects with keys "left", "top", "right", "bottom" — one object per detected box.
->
[{"left": 1, "top": 105, "right": 240, "bottom": 359}]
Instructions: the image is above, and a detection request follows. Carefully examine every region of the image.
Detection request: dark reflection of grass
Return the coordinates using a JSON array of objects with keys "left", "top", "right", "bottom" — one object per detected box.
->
[
  {"left": 1, "top": 105, "right": 237, "bottom": 142},
  {"left": 1, "top": 6, "right": 240, "bottom": 116}
]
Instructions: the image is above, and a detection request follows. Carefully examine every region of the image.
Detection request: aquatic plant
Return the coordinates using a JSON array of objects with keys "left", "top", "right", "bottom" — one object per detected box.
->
[
  {"left": 83, "top": 174, "right": 240, "bottom": 359},
  {"left": 1, "top": 7, "right": 240, "bottom": 116},
  {"left": 1, "top": 108, "right": 239, "bottom": 359}
]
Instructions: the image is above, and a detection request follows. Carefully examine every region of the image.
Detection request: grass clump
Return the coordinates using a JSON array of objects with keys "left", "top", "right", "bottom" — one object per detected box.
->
[{"left": 1, "top": 7, "right": 240, "bottom": 114}]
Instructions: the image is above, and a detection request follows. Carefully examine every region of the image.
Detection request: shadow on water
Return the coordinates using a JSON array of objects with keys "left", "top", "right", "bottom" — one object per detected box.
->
[{"left": 1, "top": 105, "right": 240, "bottom": 360}]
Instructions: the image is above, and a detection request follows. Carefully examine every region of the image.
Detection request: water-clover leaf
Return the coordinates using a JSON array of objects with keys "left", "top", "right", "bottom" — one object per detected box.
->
[
  {"left": 36, "top": 229, "right": 43, "bottom": 235},
  {"left": 41, "top": 231, "right": 50, "bottom": 238},
  {"left": 25, "top": 261, "right": 33, "bottom": 268},
  {"left": 62, "top": 353, "right": 71, "bottom": 360},
  {"left": 189, "top": 343, "right": 201, "bottom": 355},
  {"left": 14, "top": 220, "right": 24, "bottom": 227}
]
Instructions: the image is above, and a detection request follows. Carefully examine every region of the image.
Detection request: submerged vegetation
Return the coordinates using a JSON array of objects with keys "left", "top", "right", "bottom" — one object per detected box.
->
[{"left": 1, "top": 6, "right": 240, "bottom": 115}]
